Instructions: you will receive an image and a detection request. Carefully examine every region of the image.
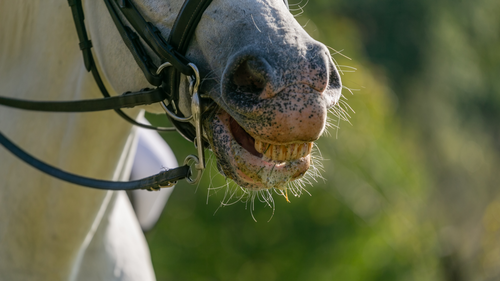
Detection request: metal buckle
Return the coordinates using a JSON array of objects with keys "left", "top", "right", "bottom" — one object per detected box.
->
[
  {"left": 184, "top": 155, "right": 202, "bottom": 184},
  {"left": 156, "top": 62, "right": 205, "bottom": 184}
]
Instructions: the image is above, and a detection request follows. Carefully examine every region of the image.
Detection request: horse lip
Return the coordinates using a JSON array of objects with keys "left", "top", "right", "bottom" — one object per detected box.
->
[
  {"left": 228, "top": 115, "right": 262, "bottom": 158},
  {"left": 230, "top": 138, "right": 311, "bottom": 189},
  {"left": 227, "top": 113, "right": 313, "bottom": 162},
  {"left": 211, "top": 109, "right": 311, "bottom": 189}
]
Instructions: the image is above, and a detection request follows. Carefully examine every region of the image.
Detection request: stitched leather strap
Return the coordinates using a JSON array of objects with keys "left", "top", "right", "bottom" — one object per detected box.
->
[
  {"left": 163, "top": 0, "right": 213, "bottom": 142},
  {"left": 0, "top": 131, "right": 190, "bottom": 190},
  {"left": 89, "top": 66, "right": 176, "bottom": 131},
  {"left": 68, "top": 0, "right": 176, "bottom": 131},
  {"left": 103, "top": 0, "right": 213, "bottom": 140},
  {"left": 168, "top": 0, "right": 212, "bottom": 53},
  {"left": 112, "top": 0, "right": 194, "bottom": 76},
  {"left": 0, "top": 88, "right": 166, "bottom": 112},
  {"left": 104, "top": 0, "right": 163, "bottom": 85}
]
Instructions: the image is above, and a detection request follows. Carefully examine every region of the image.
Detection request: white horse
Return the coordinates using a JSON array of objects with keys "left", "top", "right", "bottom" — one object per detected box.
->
[{"left": 0, "top": 0, "right": 341, "bottom": 280}]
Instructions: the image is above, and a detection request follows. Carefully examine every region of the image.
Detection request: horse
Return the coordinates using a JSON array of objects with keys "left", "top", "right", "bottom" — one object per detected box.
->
[{"left": 0, "top": 0, "right": 342, "bottom": 279}]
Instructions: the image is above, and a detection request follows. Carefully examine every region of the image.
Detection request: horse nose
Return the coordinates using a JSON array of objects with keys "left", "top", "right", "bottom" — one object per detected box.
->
[
  {"left": 299, "top": 43, "right": 342, "bottom": 95},
  {"left": 224, "top": 43, "right": 341, "bottom": 104},
  {"left": 221, "top": 44, "right": 341, "bottom": 143},
  {"left": 230, "top": 57, "right": 270, "bottom": 98},
  {"left": 324, "top": 49, "right": 342, "bottom": 92}
]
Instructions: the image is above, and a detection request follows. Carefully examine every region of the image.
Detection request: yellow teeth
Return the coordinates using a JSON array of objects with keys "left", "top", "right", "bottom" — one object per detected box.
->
[{"left": 254, "top": 140, "right": 313, "bottom": 161}]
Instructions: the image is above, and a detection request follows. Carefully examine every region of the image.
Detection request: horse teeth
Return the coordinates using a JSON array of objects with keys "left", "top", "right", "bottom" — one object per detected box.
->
[
  {"left": 278, "top": 145, "right": 287, "bottom": 162},
  {"left": 265, "top": 144, "right": 273, "bottom": 159},
  {"left": 296, "top": 144, "right": 303, "bottom": 159},
  {"left": 254, "top": 139, "right": 263, "bottom": 154},
  {"left": 286, "top": 144, "right": 295, "bottom": 161},
  {"left": 292, "top": 143, "right": 300, "bottom": 159},
  {"left": 281, "top": 145, "right": 288, "bottom": 161},
  {"left": 253, "top": 139, "right": 313, "bottom": 161}
]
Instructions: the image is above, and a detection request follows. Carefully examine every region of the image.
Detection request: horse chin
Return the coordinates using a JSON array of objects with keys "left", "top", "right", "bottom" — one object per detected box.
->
[{"left": 206, "top": 109, "right": 313, "bottom": 191}]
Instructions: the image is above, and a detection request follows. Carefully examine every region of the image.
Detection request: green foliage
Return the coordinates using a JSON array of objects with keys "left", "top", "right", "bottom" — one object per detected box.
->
[{"left": 146, "top": 0, "right": 500, "bottom": 279}]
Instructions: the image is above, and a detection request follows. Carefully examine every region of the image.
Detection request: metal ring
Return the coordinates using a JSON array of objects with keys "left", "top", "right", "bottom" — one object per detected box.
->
[
  {"left": 156, "top": 62, "right": 173, "bottom": 75},
  {"left": 187, "top": 63, "right": 200, "bottom": 96},
  {"left": 188, "top": 76, "right": 196, "bottom": 98},
  {"left": 184, "top": 155, "right": 202, "bottom": 184},
  {"left": 161, "top": 101, "right": 193, "bottom": 122},
  {"left": 157, "top": 61, "right": 194, "bottom": 122}
]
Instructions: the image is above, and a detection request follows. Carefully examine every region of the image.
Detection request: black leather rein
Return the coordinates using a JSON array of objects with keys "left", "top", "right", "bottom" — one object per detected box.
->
[
  {"left": 0, "top": 132, "right": 190, "bottom": 191},
  {"left": 0, "top": 0, "right": 213, "bottom": 191},
  {"left": 0, "top": 87, "right": 165, "bottom": 112}
]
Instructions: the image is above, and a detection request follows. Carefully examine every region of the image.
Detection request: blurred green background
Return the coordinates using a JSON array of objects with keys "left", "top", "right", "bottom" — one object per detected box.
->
[{"left": 146, "top": 0, "right": 500, "bottom": 280}]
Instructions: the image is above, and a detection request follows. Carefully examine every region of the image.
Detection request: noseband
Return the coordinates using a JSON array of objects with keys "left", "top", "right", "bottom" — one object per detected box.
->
[{"left": 0, "top": 0, "right": 290, "bottom": 191}]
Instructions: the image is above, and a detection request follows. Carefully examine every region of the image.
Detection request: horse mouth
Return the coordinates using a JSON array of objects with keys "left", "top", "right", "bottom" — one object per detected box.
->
[
  {"left": 231, "top": 115, "right": 313, "bottom": 162},
  {"left": 210, "top": 109, "right": 312, "bottom": 190}
]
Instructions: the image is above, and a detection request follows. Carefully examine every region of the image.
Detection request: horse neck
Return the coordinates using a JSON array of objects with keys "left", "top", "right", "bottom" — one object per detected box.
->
[
  {"left": 0, "top": 0, "right": 134, "bottom": 178},
  {"left": 0, "top": 2, "right": 140, "bottom": 277},
  {"left": 0, "top": 0, "right": 91, "bottom": 101}
]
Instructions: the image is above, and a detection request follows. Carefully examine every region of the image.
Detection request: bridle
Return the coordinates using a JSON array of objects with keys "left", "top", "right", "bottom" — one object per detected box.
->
[
  {"left": 0, "top": 0, "right": 212, "bottom": 191},
  {"left": 0, "top": 0, "right": 289, "bottom": 191}
]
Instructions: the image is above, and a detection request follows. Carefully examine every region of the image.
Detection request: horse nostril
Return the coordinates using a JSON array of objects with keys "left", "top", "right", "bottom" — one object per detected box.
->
[
  {"left": 231, "top": 59, "right": 266, "bottom": 94},
  {"left": 328, "top": 61, "right": 342, "bottom": 90}
]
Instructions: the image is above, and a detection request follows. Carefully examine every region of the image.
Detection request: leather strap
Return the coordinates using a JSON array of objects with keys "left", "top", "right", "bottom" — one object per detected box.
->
[
  {"left": 0, "top": 131, "right": 190, "bottom": 191},
  {"left": 0, "top": 88, "right": 166, "bottom": 112},
  {"left": 168, "top": 0, "right": 212, "bottom": 53},
  {"left": 104, "top": 0, "right": 163, "bottom": 85},
  {"left": 68, "top": 0, "right": 94, "bottom": 71},
  {"left": 111, "top": 0, "right": 194, "bottom": 76},
  {"left": 68, "top": 0, "right": 176, "bottom": 131},
  {"left": 164, "top": 0, "right": 213, "bottom": 142}
]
